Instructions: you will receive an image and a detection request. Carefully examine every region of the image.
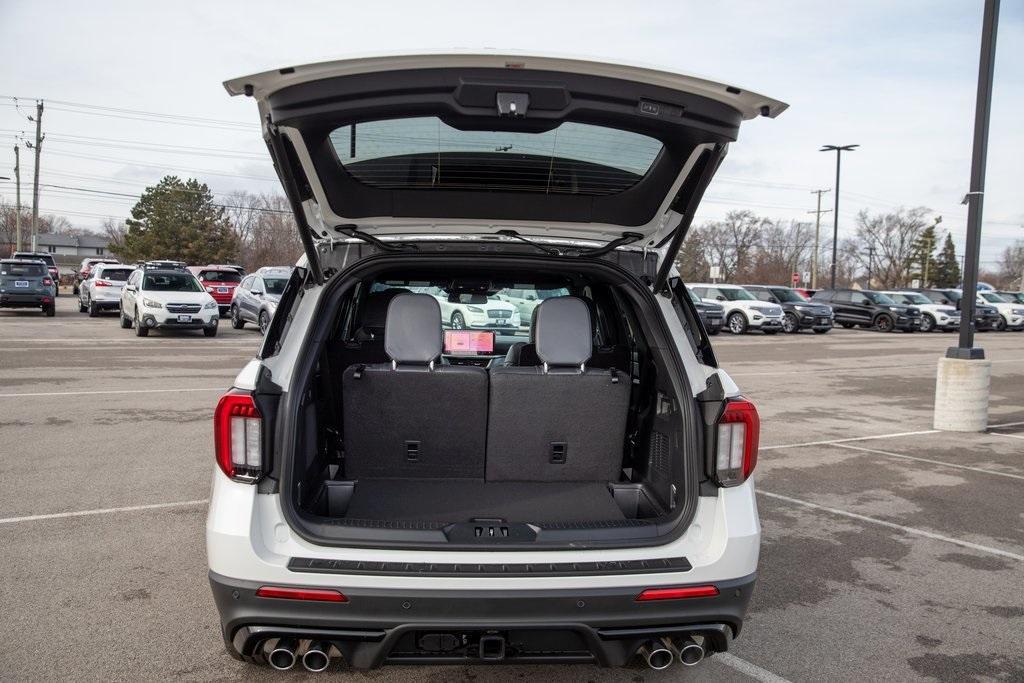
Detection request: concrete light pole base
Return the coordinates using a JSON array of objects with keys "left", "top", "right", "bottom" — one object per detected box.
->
[{"left": 933, "top": 357, "right": 991, "bottom": 431}]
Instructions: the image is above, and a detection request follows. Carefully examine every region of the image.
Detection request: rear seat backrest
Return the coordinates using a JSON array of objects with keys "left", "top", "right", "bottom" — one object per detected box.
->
[
  {"left": 342, "top": 293, "right": 488, "bottom": 479},
  {"left": 486, "top": 296, "right": 631, "bottom": 482}
]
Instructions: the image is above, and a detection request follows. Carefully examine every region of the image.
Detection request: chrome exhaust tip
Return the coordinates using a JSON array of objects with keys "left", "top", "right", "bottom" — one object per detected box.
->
[
  {"left": 268, "top": 638, "right": 298, "bottom": 671},
  {"left": 302, "top": 641, "right": 331, "bottom": 672},
  {"left": 674, "top": 637, "right": 705, "bottom": 666},
  {"left": 638, "top": 641, "right": 674, "bottom": 670}
]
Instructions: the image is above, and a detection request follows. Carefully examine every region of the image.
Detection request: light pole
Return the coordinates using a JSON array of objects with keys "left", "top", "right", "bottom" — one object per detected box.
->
[{"left": 820, "top": 144, "right": 858, "bottom": 288}]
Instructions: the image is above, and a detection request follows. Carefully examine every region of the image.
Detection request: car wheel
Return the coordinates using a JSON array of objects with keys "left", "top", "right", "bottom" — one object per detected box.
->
[
  {"left": 258, "top": 310, "right": 270, "bottom": 335},
  {"left": 230, "top": 305, "right": 245, "bottom": 329},
  {"left": 782, "top": 312, "right": 799, "bottom": 334},
  {"left": 44, "top": 303, "right": 55, "bottom": 317},
  {"left": 88, "top": 300, "right": 98, "bottom": 317},
  {"left": 134, "top": 308, "right": 149, "bottom": 337},
  {"left": 727, "top": 312, "right": 748, "bottom": 334},
  {"left": 920, "top": 314, "right": 935, "bottom": 332},
  {"left": 840, "top": 322, "right": 856, "bottom": 329},
  {"left": 120, "top": 310, "right": 132, "bottom": 329},
  {"left": 995, "top": 316, "right": 1007, "bottom": 331},
  {"left": 204, "top": 324, "right": 218, "bottom": 338},
  {"left": 451, "top": 311, "right": 466, "bottom": 330},
  {"left": 78, "top": 298, "right": 87, "bottom": 313},
  {"left": 874, "top": 314, "right": 895, "bottom": 332}
]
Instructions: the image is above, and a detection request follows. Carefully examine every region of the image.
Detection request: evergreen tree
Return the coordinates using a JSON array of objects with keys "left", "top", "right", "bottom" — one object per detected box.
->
[
  {"left": 116, "top": 176, "right": 238, "bottom": 264},
  {"left": 908, "top": 218, "right": 940, "bottom": 286},
  {"left": 932, "top": 233, "right": 961, "bottom": 288}
]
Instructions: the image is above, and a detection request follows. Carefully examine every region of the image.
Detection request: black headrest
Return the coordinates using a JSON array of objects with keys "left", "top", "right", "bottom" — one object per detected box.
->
[
  {"left": 356, "top": 288, "right": 410, "bottom": 338},
  {"left": 534, "top": 296, "right": 592, "bottom": 368},
  {"left": 385, "top": 293, "right": 442, "bottom": 365}
]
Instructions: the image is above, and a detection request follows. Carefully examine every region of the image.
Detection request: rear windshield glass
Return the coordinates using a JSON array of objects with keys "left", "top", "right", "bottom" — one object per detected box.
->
[
  {"left": 199, "top": 270, "right": 242, "bottom": 283},
  {"left": 14, "top": 253, "right": 54, "bottom": 266},
  {"left": 143, "top": 272, "right": 202, "bottom": 292},
  {"left": 101, "top": 268, "right": 133, "bottom": 282},
  {"left": 2, "top": 262, "right": 45, "bottom": 277},
  {"left": 329, "top": 117, "right": 663, "bottom": 196},
  {"left": 263, "top": 277, "right": 288, "bottom": 295}
]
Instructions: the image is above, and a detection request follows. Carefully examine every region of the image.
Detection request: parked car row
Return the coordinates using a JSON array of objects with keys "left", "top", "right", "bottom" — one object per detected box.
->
[{"left": 682, "top": 281, "right": 1024, "bottom": 335}]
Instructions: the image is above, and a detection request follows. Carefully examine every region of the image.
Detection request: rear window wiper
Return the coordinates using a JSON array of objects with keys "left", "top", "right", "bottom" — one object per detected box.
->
[
  {"left": 334, "top": 226, "right": 418, "bottom": 252},
  {"left": 495, "top": 230, "right": 563, "bottom": 256},
  {"left": 496, "top": 230, "right": 644, "bottom": 258}
]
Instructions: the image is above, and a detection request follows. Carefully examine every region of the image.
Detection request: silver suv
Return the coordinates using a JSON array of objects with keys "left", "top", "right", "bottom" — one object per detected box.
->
[
  {"left": 207, "top": 53, "right": 784, "bottom": 673},
  {"left": 229, "top": 266, "right": 293, "bottom": 334}
]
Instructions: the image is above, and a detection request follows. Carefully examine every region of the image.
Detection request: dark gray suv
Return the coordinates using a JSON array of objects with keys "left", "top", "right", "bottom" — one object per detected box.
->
[{"left": 0, "top": 259, "right": 56, "bottom": 316}]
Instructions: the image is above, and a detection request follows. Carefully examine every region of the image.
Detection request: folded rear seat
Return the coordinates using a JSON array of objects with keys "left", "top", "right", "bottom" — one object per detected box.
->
[
  {"left": 342, "top": 293, "right": 488, "bottom": 479},
  {"left": 486, "top": 296, "right": 631, "bottom": 482}
]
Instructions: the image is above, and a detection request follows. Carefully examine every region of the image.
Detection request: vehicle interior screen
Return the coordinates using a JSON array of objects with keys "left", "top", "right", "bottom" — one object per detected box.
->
[{"left": 443, "top": 330, "right": 495, "bottom": 356}]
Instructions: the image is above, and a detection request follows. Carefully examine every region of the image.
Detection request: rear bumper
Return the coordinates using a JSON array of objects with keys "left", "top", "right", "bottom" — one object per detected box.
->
[
  {"left": 0, "top": 293, "right": 51, "bottom": 307},
  {"left": 209, "top": 571, "right": 755, "bottom": 668}
]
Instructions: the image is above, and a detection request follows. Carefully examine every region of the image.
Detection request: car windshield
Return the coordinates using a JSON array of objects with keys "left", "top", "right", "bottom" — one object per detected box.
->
[
  {"left": 329, "top": 117, "right": 663, "bottom": 197},
  {"left": 101, "top": 268, "right": 133, "bottom": 282},
  {"left": 865, "top": 292, "right": 897, "bottom": 305},
  {"left": 199, "top": 270, "right": 242, "bottom": 283},
  {"left": 2, "top": 262, "right": 45, "bottom": 277},
  {"left": 896, "top": 292, "right": 931, "bottom": 305},
  {"left": 980, "top": 292, "right": 1007, "bottom": 303},
  {"left": 721, "top": 288, "right": 756, "bottom": 301},
  {"left": 771, "top": 289, "right": 805, "bottom": 303},
  {"left": 263, "top": 278, "right": 288, "bottom": 295},
  {"left": 143, "top": 272, "right": 202, "bottom": 292}
]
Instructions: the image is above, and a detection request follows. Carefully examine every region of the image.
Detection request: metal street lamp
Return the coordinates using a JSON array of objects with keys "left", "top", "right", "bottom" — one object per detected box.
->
[{"left": 819, "top": 144, "right": 859, "bottom": 288}]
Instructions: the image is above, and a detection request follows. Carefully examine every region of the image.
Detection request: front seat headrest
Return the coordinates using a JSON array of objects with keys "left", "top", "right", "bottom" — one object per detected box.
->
[
  {"left": 356, "top": 288, "right": 410, "bottom": 339},
  {"left": 385, "top": 293, "right": 442, "bottom": 365},
  {"left": 534, "top": 296, "right": 592, "bottom": 369}
]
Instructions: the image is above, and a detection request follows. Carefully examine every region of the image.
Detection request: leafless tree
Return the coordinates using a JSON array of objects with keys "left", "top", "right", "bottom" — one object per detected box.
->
[
  {"left": 224, "top": 191, "right": 303, "bottom": 271},
  {"left": 850, "top": 207, "right": 933, "bottom": 289}
]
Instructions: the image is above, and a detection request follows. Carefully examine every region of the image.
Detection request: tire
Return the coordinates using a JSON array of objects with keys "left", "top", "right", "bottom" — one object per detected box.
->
[
  {"left": 451, "top": 311, "right": 466, "bottom": 330},
  {"left": 204, "top": 325, "right": 218, "bottom": 338},
  {"left": 813, "top": 328, "right": 831, "bottom": 334},
  {"left": 874, "top": 314, "right": 895, "bottom": 333},
  {"left": 727, "top": 312, "right": 748, "bottom": 335},
  {"left": 230, "top": 305, "right": 245, "bottom": 329},
  {"left": 88, "top": 300, "right": 98, "bottom": 317},
  {"left": 120, "top": 310, "right": 132, "bottom": 329},
  {"left": 781, "top": 312, "right": 799, "bottom": 334},
  {"left": 995, "top": 316, "right": 1008, "bottom": 332},
  {"left": 258, "top": 310, "right": 270, "bottom": 335},
  {"left": 78, "top": 298, "right": 88, "bottom": 313},
  {"left": 134, "top": 308, "right": 149, "bottom": 337},
  {"left": 43, "top": 303, "right": 55, "bottom": 317},
  {"left": 840, "top": 322, "right": 856, "bottom": 329},
  {"left": 72, "top": 284, "right": 79, "bottom": 295},
  {"left": 920, "top": 314, "right": 935, "bottom": 333}
]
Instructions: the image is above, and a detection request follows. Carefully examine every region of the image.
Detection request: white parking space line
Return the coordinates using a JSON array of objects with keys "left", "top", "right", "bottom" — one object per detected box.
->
[
  {"left": 717, "top": 652, "right": 794, "bottom": 683},
  {"left": 731, "top": 357, "right": 1024, "bottom": 378},
  {"left": 0, "top": 499, "right": 208, "bottom": 525},
  {"left": 991, "top": 432, "right": 1024, "bottom": 441},
  {"left": 0, "top": 387, "right": 226, "bottom": 398},
  {"left": 990, "top": 420, "right": 1024, "bottom": 429},
  {"left": 757, "top": 490, "right": 1024, "bottom": 561},
  {"left": 761, "top": 430, "right": 938, "bottom": 451},
  {"left": 832, "top": 443, "right": 1024, "bottom": 481}
]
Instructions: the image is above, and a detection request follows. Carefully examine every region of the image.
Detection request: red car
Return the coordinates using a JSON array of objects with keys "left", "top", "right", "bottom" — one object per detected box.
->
[
  {"left": 188, "top": 265, "right": 243, "bottom": 317},
  {"left": 792, "top": 288, "right": 816, "bottom": 300}
]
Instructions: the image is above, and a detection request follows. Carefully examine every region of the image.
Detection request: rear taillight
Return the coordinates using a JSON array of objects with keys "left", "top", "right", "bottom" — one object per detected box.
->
[
  {"left": 42, "top": 278, "right": 53, "bottom": 286},
  {"left": 94, "top": 279, "right": 112, "bottom": 287},
  {"left": 214, "top": 390, "right": 263, "bottom": 482},
  {"left": 636, "top": 585, "right": 720, "bottom": 601},
  {"left": 714, "top": 398, "right": 759, "bottom": 487}
]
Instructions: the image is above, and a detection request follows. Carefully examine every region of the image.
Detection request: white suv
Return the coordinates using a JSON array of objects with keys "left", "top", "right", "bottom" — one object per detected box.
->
[
  {"left": 883, "top": 291, "right": 960, "bottom": 332},
  {"left": 207, "top": 53, "right": 784, "bottom": 672},
  {"left": 977, "top": 291, "right": 1024, "bottom": 331},
  {"left": 688, "top": 284, "right": 783, "bottom": 334},
  {"left": 120, "top": 267, "right": 220, "bottom": 337}
]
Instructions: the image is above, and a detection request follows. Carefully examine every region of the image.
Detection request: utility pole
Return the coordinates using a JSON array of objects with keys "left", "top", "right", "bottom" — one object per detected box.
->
[
  {"left": 14, "top": 145, "right": 22, "bottom": 252},
  {"left": 820, "top": 144, "right": 859, "bottom": 289},
  {"left": 863, "top": 244, "right": 876, "bottom": 287},
  {"left": 807, "top": 189, "right": 831, "bottom": 289},
  {"left": 26, "top": 100, "right": 44, "bottom": 252}
]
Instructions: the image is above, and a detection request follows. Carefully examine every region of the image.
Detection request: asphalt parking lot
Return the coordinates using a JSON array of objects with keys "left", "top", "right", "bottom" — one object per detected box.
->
[{"left": 1, "top": 295, "right": 1022, "bottom": 682}]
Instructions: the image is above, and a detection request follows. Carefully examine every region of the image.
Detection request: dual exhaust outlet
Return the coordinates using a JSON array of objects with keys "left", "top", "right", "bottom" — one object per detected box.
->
[
  {"left": 638, "top": 637, "right": 705, "bottom": 670},
  {"left": 268, "top": 639, "right": 332, "bottom": 672}
]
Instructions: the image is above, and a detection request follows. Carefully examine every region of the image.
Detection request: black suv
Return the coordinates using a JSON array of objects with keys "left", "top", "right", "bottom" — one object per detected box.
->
[
  {"left": 811, "top": 288, "right": 921, "bottom": 332},
  {"left": 683, "top": 283, "right": 724, "bottom": 334},
  {"left": 744, "top": 284, "right": 833, "bottom": 334},
  {"left": 914, "top": 289, "right": 999, "bottom": 331}
]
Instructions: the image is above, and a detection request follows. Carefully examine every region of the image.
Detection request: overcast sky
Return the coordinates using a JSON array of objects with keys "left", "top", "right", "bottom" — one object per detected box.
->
[{"left": 1, "top": 0, "right": 1021, "bottom": 267}]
